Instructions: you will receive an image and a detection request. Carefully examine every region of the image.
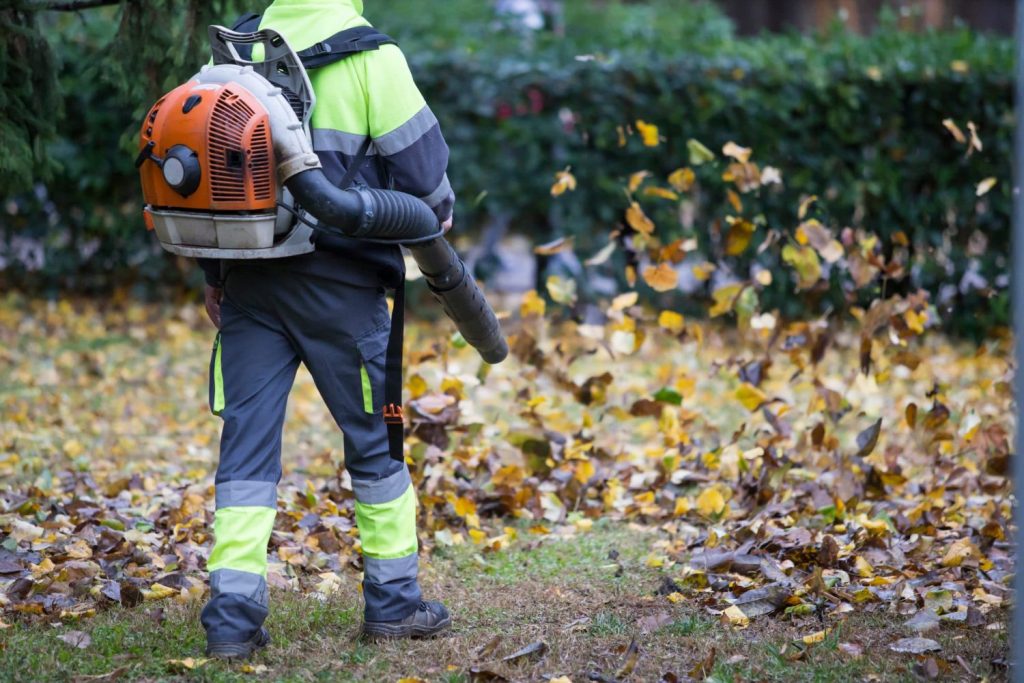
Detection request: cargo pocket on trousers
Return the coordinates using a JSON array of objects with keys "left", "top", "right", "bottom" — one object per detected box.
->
[
  {"left": 209, "top": 332, "right": 226, "bottom": 416},
  {"left": 355, "top": 322, "right": 390, "bottom": 415}
]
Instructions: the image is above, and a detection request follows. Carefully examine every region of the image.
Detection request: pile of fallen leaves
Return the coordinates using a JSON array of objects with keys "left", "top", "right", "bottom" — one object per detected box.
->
[
  {"left": 0, "top": 289, "right": 1012, "bottom": 640},
  {"left": 0, "top": 134, "right": 1013, "bottom": 646}
]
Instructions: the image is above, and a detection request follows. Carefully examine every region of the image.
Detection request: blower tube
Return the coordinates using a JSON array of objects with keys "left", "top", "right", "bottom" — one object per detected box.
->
[{"left": 287, "top": 170, "right": 509, "bottom": 365}]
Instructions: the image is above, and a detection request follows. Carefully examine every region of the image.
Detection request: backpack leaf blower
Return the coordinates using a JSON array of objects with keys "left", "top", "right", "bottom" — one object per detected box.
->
[{"left": 136, "top": 26, "right": 508, "bottom": 365}]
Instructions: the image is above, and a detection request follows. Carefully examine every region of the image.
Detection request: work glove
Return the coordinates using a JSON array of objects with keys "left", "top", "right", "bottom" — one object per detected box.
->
[{"left": 204, "top": 285, "right": 223, "bottom": 329}]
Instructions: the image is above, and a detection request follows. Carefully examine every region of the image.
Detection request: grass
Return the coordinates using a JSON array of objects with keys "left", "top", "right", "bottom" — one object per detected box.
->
[{"left": 0, "top": 520, "right": 1008, "bottom": 682}]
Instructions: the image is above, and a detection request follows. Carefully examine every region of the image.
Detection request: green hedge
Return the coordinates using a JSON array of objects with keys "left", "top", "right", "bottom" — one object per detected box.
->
[{"left": 0, "top": 5, "right": 1013, "bottom": 333}]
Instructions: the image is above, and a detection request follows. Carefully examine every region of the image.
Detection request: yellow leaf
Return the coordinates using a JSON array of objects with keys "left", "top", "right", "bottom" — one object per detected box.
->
[
  {"left": 692, "top": 262, "right": 716, "bottom": 282},
  {"left": 667, "top": 591, "right": 685, "bottom": 603},
  {"left": 626, "top": 202, "right": 655, "bottom": 235},
  {"left": 546, "top": 275, "right": 577, "bottom": 305},
  {"left": 550, "top": 167, "right": 577, "bottom": 197},
  {"left": 802, "top": 630, "right": 828, "bottom": 645},
  {"left": 782, "top": 244, "right": 822, "bottom": 290},
  {"left": 854, "top": 556, "right": 874, "bottom": 578},
  {"left": 725, "top": 216, "right": 755, "bottom": 256},
  {"left": 452, "top": 496, "right": 477, "bottom": 517},
  {"left": 755, "top": 270, "right": 773, "bottom": 286},
  {"left": 904, "top": 309, "right": 927, "bottom": 334},
  {"left": 722, "top": 141, "right": 752, "bottom": 163},
  {"left": 709, "top": 283, "right": 743, "bottom": 318},
  {"left": 668, "top": 167, "right": 696, "bottom": 192},
  {"left": 166, "top": 658, "right": 208, "bottom": 671},
  {"left": 726, "top": 189, "right": 743, "bottom": 213},
  {"left": 520, "top": 289, "right": 546, "bottom": 318},
  {"left": 696, "top": 487, "right": 726, "bottom": 517},
  {"left": 628, "top": 171, "right": 650, "bottom": 193},
  {"left": 798, "top": 195, "right": 818, "bottom": 220},
  {"left": 240, "top": 664, "right": 269, "bottom": 674},
  {"left": 610, "top": 291, "right": 639, "bottom": 312},
  {"left": 63, "top": 439, "right": 84, "bottom": 458},
  {"left": 643, "top": 186, "right": 680, "bottom": 201},
  {"left": 976, "top": 177, "right": 997, "bottom": 197},
  {"left": 673, "top": 496, "right": 691, "bottom": 516},
  {"left": 407, "top": 374, "right": 428, "bottom": 399},
  {"left": 645, "top": 554, "right": 665, "bottom": 568},
  {"left": 687, "top": 139, "right": 715, "bottom": 166},
  {"left": 658, "top": 310, "right": 685, "bottom": 334},
  {"left": 722, "top": 604, "right": 749, "bottom": 628},
  {"left": 642, "top": 262, "right": 678, "bottom": 292},
  {"left": 942, "top": 118, "right": 966, "bottom": 144},
  {"left": 625, "top": 264, "right": 637, "bottom": 288},
  {"left": 144, "top": 583, "right": 177, "bottom": 601},
  {"left": 636, "top": 120, "right": 660, "bottom": 147},
  {"left": 574, "top": 458, "right": 595, "bottom": 484},
  {"left": 468, "top": 528, "right": 488, "bottom": 544},
  {"left": 735, "top": 383, "right": 766, "bottom": 411},
  {"left": 941, "top": 537, "right": 977, "bottom": 568}
]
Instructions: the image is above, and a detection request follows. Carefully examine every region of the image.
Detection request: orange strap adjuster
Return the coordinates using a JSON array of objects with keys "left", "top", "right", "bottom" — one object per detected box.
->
[{"left": 383, "top": 403, "right": 404, "bottom": 425}]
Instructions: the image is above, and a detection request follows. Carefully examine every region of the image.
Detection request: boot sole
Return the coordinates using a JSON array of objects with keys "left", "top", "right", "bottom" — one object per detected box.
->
[
  {"left": 206, "top": 629, "right": 271, "bottom": 660},
  {"left": 363, "top": 614, "right": 452, "bottom": 640}
]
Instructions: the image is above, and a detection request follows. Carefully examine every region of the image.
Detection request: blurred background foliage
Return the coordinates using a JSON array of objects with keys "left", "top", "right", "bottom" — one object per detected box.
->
[{"left": 0, "top": 0, "right": 1013, "bottom": 335}]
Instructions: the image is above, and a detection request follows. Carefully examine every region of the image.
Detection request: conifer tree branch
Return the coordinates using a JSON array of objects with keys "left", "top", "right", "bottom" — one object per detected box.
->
[{"left": 17, "top": 0, "right": 137, "bottom": 11}]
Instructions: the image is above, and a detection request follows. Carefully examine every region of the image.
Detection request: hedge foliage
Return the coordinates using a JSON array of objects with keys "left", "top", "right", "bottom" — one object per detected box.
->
[{"left": 0, "top": 2, "right": 1013, "bottom": 333}]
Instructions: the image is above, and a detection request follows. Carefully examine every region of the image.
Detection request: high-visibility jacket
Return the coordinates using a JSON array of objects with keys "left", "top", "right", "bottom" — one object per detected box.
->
[{"left": 201, "top": 0, "right": 454, "bottom": 288}]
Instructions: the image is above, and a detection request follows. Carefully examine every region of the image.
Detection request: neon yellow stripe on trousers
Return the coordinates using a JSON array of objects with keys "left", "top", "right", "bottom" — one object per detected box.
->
[
  {"left": 360, "top": 363, "right": 373, "bottom": 414},
  {"left": 207, "top": 507, "right": 276, "bottom": 577},
  {"left": 355, "top": 485, "right": 418, "bottom": 559},
  {"left": 213, "top": 333, "right": 226, "bottom": 415}
]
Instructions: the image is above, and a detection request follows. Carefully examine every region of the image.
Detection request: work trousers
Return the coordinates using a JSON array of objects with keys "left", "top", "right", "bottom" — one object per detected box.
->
[{"left": 200, "top": 263, "right": 420, "bottom": 644}]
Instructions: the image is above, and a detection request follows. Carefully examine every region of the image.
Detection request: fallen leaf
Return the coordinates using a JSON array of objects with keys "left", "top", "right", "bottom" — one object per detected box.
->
[
  {"left": 890, "top": 638, "right": 941, "bottom": 655},
  {"left": 58, "top": 631, "right": 92, "bottom": 649}
]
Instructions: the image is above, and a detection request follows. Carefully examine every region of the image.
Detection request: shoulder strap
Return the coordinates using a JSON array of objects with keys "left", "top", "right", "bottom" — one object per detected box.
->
[
  {"left": 226, "top": 16, "right": 394, "bottom": 69},
  {"left": 338, "top": 136, "right": 373, "bottom": 189},
  {"left": 296, "top": 26, "right": 397, "bottom": 69},
  {"left": 383, "top": 276, "right": 406, "bottom": 463}
]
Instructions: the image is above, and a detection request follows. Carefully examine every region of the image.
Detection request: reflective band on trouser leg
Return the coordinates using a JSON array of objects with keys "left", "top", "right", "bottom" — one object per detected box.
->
[
  {"left": 353, "top": 467, "right": 421, "bottom": 621},
  {"left": 208, "top": 506, "right": 277, "bottom": 576},
  {"left": 360, "top": 363, "right": 373, "bottom": 414},
  {"left": 213, "top": 333, "right": 226, "bottom": 415},
  {"left": 201, "top": 501, "right": 276, "bottom": 642}
]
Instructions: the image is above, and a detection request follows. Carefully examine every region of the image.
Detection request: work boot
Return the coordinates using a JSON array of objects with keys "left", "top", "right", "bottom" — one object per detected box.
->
[
  {"left": 205, "top": 627, "right": 271, "bottom": 660},
  {"left": 362, "top": 600, "right": 451, "bottom": 639}
]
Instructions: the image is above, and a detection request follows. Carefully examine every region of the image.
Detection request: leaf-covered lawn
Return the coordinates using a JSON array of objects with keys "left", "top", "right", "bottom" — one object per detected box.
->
[{"left": 0, "top": 293, "right": 1012, "bottom": 681}]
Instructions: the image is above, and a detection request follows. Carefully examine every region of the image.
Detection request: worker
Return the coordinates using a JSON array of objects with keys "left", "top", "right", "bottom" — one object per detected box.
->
[{"left": 198, "top": 0, "right": 454, "bottom": 660}]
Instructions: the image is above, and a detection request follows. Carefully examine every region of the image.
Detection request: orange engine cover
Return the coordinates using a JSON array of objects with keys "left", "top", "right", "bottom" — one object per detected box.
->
[{"left": 139, "top": 81, "right": 277, "bottom": 212}]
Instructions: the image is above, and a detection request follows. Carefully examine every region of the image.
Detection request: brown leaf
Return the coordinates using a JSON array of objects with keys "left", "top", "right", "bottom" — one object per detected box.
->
[
  {"left": 642, "top": 262, "right": 678, "bottom": 292},
  {"left": 818, "top": 535, "right": 839, "bottom": 568},
  {"left": 474, "top": 635, "right": 502, "bottom": 660},
  {"left": 616, "top": 637, "right": 641, "bottom": 678},
  {"left": 689, "top": 647, "right": 716, "bottom": 680},
  {"left": 501, "top": 640, "right": 548, "bottom": 663}
]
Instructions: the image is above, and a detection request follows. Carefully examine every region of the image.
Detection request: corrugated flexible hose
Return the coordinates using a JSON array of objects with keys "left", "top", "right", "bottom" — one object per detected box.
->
[{"left": 287, "top": 170, "right": 509, "bottom": 364}]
